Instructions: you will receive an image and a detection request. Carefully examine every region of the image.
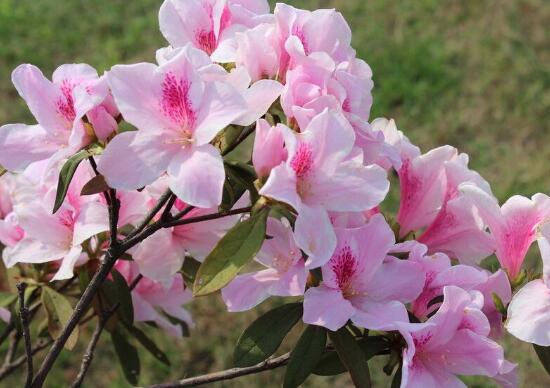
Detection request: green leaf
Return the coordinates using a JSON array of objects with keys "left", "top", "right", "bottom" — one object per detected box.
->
[
  {"left": 181, "top": 257, "right": 201, "bottom": 288},
  {"left": 78, "top": 269, "right": 91, "bottom": 293},
  {"left": 0, "top": 166, "right": 6, "bottom": 177},
  {"left": 328, "top": 328, "right": 372, "bottom": 388},
  {"left": 193, "top": 207, "right": 269, "bottom": 296},
  {"left": 0, "top": 292, "right": 17, "bottom": 307},
  {"left": 41, "top": 287, "right": 78, "bottom": 350},
  {"left": 234, "top": 302, "right": 303, "bottom": 367},
  {"left": 80, "top": 174, "right": 109, "bottom": 195},
  {"left": 53, "top": 149, "right": 92, "bottom": 213},
  {"left": 492, "top": 292, "right": 507, "bottom": 315},
  {"left": 111, "top": 269, "right": 134, "bottom": 325},
  {"left": 221, "top": 162, "right": 258, "bottom": 211},
  {"left": 313, "top": 336, "right": 390, "bottom": 376},
  {"left": 534, "top": 344, "right": 550, "bottom": 376},
  {"left": 111, "top": 327, "right": 140, "bottom": 385},
  {"left": 391, "top": 366, "right": 402, "bottom": 388},
  {"left": 219, "top": 125, "right": 245, "bottom": 154},
  {"left": 283, "top": 325, "right": 326, "bottom": 388},
  {"left": 127, "top": 325, "right": 170, "bottom": 366}
]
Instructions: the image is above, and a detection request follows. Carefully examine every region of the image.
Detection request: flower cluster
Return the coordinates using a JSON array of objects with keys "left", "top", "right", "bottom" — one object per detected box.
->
[{"left": 0, "top": 1, "right": 548, "bottom": 387}]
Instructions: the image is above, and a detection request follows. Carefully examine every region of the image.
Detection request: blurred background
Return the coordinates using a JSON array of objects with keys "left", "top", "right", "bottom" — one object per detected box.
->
[{"left": 0, "top": 0, "right": 549, "bottom": 386}]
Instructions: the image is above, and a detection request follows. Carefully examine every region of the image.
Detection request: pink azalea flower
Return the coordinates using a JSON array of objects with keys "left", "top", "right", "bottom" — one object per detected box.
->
[
  {"left": 97, "top": 45, "right": 247, "bottom": 208},
  {"left": 274, "top": 3, "right": 354, "bottom": 77},
  {"left": 159, "top": 0, "right": 271, "bottom": 63},
  {"left": 302, "top": 214, "right": 424, "bottom": 331},
  {"left": 396, "top": 145, "right": 457, "bottom": 237},
  {"left": 4, "top": 164, "right": 108, "bottom": 280},
  {"left": 390, "top": 241, "right": 487, "bottom": 320},
  {"left": 280, "top": 57, "right": 373, "bottom": 130},
  {"left": 116, "top": 261, "right": 193, "bottom": 337},
  {"left": 259, "top": 109, "right": 389, "bottom": 267},
  {"left": 234, "top": 22, "right": 281, "bottom": 81},
  {"left": 461, "top": 183, "right": 550, "bottom": 279},
  {"left": 354, "top": 118, "right": 402, "bottom": 171},
  {"left": 398, "top": 286, "right": 508, "bottom": 388},
  {"left": 221, "top": 218, "right": 307, "bottom": 311},
  {"left": 506, "top": 222, "right": 550, "bottom": 345},
  {"left": 252, "top": 119, "right": 287, "bottom": 178},
  {"left": 0, "top": 64, "right": 112, "bottom": 171},
  {"left": 156, "top": 46, "right": 283, "bottom": 126},
  {"left": 417, "top": 153, "right": 495, "bottom": 264},
  {"left": 391, "top": 240, "right": 511, "bottom": 337}
]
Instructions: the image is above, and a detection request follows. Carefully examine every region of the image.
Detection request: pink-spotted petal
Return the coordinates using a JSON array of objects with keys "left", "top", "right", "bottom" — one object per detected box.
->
[{"left": 11, "top": 64, "right": 66, "bottom": 133}]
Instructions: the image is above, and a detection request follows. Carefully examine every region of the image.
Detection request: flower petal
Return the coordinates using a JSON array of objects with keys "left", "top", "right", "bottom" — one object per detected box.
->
[{"left": 167, "top": 144, "right": 225, "bottom": 208}]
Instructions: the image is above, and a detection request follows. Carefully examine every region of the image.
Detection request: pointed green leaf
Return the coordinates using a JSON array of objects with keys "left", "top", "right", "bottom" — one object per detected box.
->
[
  {"left": 221, "top": 162, "right": 258, "bottom": 211},
  {"left": 534, "top": 344, "right": 550, "bottom": 376},
  {"left": 328, "top": 328, "right": 372, "bottom": 388},
  {"left": 391, "top": 366, "right": 402, "bottom": 388},
  {"left": 181, "top": 257, "right": 201, "bottom": 288},
  {"left": 111, "top": 327, "right": 140, "bottom": 385},
  {"left": 0, "top": 292, "right": 17, "bottom": 307},
  {"left": 193, "top": 207, "right": 268, "bottom": 296},
  {"left": 53, "top": 149, "right": 92, "bottom": 213},
  {"left": 283, "top": 325, "right": 326, "bottom": 388},
  {"left": 127, "top": 325, "right": 170, "bottom": 366},
  {"left": 41, "top": 287, "right": 78, "bottom": 350},
  {"left": 111, "top": 269, "right": 134, "bottom": 325},
  {"left": 234, "top": 302, "right": 303, "bottom": 367},
  {"left": 491, "top": 292, "right": 507, "bottom": 315}
]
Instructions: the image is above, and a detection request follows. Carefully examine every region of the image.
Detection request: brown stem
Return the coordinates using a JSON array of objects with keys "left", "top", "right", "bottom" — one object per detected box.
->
[
  {"left": 31, "top": 183, "right": 251, "bottom": 386},
  {"left": 71, "top": 273, "right": 144, "bottom": 388},
  {"left": 127, "top": 189, "right": 173, "bottom": 239},
  {"left": 0, "top": 339, "right": 52, "bottom": 380},
  {"left": 162, "top": 206, "right": 252, "bottom": 228},
  {"left": 17, "top": 283, "right": 33, "bottom": 387},
  {"left": 147, "top": 353, "right": 290, "bottom": 388}
]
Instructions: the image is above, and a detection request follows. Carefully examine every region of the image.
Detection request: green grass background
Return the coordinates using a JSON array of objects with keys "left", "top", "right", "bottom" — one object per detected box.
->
[{"left": 1, "top": 0, "right": 549, "bottom": 386}]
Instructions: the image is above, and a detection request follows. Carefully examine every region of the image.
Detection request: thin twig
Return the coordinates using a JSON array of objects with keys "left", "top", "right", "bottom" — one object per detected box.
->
[
  {"left": 69, "top": 316, "right": 106, "bottom": 388},
  {"left": 32, "top": 180, "right": 251, "bottom": 386},
  {"left": 108, "top": 188, "right": 120, "bottom": 247},
  {"left": 3, "top": 332, "right": 20, "bottom": 365},
  {"left": 221, "top": 124, "right": 256, "bottom": 157},
  {"left": 127, "top": 189, "right": 173, "bottom": 239},
  {"left": 17, "top": 283, "right": 33, "bottom": 387},
  {"left": 147, "top": 353, "right": 290, "bottom": 388},
  {"left": 0, "top": 339, "right": 52, "bottom": 380},
  {"left": 172, "top": 205, "right": 195, "bottom": 221},
  {"left": 161, "top": 194, "right": 177, "bottom": 221},
  {"left": 162, "top": 206, "right": 252, "bottom": 228}
]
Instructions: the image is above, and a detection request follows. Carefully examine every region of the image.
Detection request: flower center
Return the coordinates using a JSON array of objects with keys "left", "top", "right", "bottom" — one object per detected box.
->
[
  {"left": 330, "top": 245, "right": 358, "bottom": 298},
  {"left": 161, "top": 72, "right": 197, "bottom": 132},
  {"left": 56, "top": 79, "right": 77, "bottom": 124}
]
